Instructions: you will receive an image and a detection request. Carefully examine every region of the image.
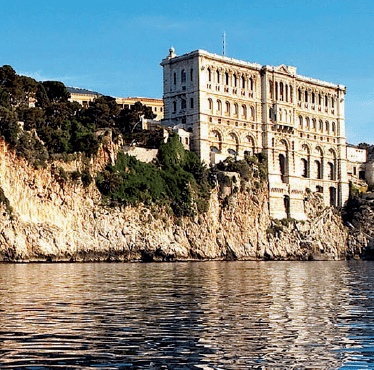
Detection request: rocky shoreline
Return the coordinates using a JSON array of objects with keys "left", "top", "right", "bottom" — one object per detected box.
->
[{"left": 0, "top": 140, "right": 367, "bottom": 262}]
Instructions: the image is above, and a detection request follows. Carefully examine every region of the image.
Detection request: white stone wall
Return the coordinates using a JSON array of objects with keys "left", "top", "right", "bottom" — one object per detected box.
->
[{"left": 161, "top": 48, "right": 349, "bottom": 219}]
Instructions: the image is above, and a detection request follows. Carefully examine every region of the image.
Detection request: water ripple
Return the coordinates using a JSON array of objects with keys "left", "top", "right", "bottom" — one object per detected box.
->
[{"left": 0, "top": 261, "right": 373, "bottom": 368}]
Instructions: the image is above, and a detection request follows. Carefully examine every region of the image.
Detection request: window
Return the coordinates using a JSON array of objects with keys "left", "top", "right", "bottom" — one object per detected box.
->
[
  {"left": 190, "top": 98, "right": 194, "bottom": 109},
  {"left": 319, "top": 120, "right": 323, "bottom": 131},
  {"left": 208, "top": 68, "right": 211, "bottom": 82},
  {"left": 234, "top": 103, "right": 238, "bottom": 116},
  {"left": 332, "top": 122, "right": 336, "bottom": 133},
  {"left": 305, "top": 91, "right": 308, "bottom": 103},
  {"left": 181, "top": 99, "right": 186, "bottom": 109},
  {"left": 225, "top": 101, "right": 230, "bottom": 115},
  {"left": 216, "top": 70, "right": 220, "bottom": 83},
  {"left": 325, "top": 95, "right": 328, "bottom": 107},
  {"left": 299, "top": 116, "right": 303, "bottom": 128},
  {"left": 181, "top": 70, "right": 186, "bottom": 83},
  {"left": 312, "top": 119, "right": 317, "bottom": 130},
  {"left": 326, "top": 121, "right": 329, "bottom": 132},
  {"left": 173, "top": 101, "right": 176, "bottom": 112},
  {"left": 315, "top": 160, "right": 322, "bottom": 179},
  {"left": 190, "top": 68, "right": 193, "bottom": 81},
  {"left": 225, "top": 72, "right": 229, "bottom": 85},
  {"left": 301, "top": 159, "right": 308, "bottom": 178},
  {"left": 234, "top": 74, "right": 237, "bottom": 87},
  {"left": 328, "top": 163, "right": 334, "bottom": 180},
  {"left": 285, "top": 84, "right": 288, "bottom": 102},
  {"left": 319, "top": 94, "right": 322, "bottom": 105},
  {"left": 185, "top": 137, "right": 189, "bottom": 145},
  {"left": 279, "top": 154, "right": 287, "bottom": 183},
  {"left": 208, "top": 98, "right": 213, "bottom": 111},
  {"left": 276, "top": 82, "right": 279, "bottom": 100},
  {"left": 250, "top": 77, "right": 253, "bottom": 91},
  {"left": 280, "top": 82, "right": 284, "bottom": 101},
  {"left": 217, "top": 100, "right": 222, "bottom": 112},
  {"left": 173, "top": 73, "right": 176, "bottom": 85},
  {"left": 242, "top": 76, "right": 245, "bottom": 89},
  {"left": 312, "top": 92, "right": 315, "bottom": 104},
  {"left": 242, "top": 105, "right": 247, "bottom": 119},
  {"left": 298, "top": 88, "right": 302, "bottom": 101}
]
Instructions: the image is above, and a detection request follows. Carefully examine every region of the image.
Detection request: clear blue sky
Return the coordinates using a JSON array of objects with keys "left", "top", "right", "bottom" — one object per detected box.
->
[{"left": 0, "top": 0, "right": 373, "bottom": 144}]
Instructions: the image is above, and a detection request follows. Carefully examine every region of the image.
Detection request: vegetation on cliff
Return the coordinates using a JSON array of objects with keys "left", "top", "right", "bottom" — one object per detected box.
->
[
  {"left": 96, "top": 134, "right": 213, "bottom": 216},
  {"left": 0, "top": 65, "right": 156, "bottom": 167}
]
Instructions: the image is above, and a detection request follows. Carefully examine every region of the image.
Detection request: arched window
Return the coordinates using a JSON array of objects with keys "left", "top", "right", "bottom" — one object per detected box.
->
[
  {"left": 305, "top": 90, "right": 308, "bottom": 103},
  {"left": 299, "top": 116, "right": 303, "bottom": 129},
  {"left": 285, "top": 84, "right": 288, "bottom": 102},
  {"left": 208, "top": 68, "right": 211, "bottom": 82},
  {"left": 234, "top": 74, "right": 237, "bottom": 87},
  {"left": 225, "top": 72, "right": 229, "bottom": 85},
  {"left": 173, "top": 72, "right": 177, "bottom": 85},
  {"left": 216, "top": 70, "right": 220, "bottom": 83},
  {"left": 269, "top": 81, "right": 273, "bottom": 99},
  {"left": 279, "top": 154, "right": 287, "bottom": 183},
  {"left": 312, "top": 92, "right": 315, "bottom": 104},
  {"left": 181, "top": 70, "right": 186, "bottom": 83},
  {"left": 280, "top": 82, "right": 284, "bottom": 101},
  {"left": 306, "top": 117, "right": 310, "bottom": 130},
  {"left": 225, "top": 101, "right": 230, "bottom": 115},
  {"left": 250, "top": 106, "right": 255, "bottom": 121},
  {"left": 234, "top": 103, "right": 238, "bottom": 116},
  {"left": 325, "top": 121, "right": 329, "bottom": 133},
  {"left": 217, "top": 100, "right": 222, "bottom": 112},
  {"left": 325, "top": 95, "right": 328, "bottom": 107},
  {"left": 250, "top": 77, "right": 253, "bottom": 90},
  {"left": 242, "top": 76, "right": 245, "bottom": 89},
  {"left": 332, "top": 98, "right": 335, "bottom": 108},
  {"left": 315, "top": 160, "right": 322, "bottom": 179},
  {"left": 328, "top": 162, "right": 334, "bottom": 180},
  {"left": 208, "top": 98, "right": 213, "bottom": 111},
  {"left": 319, "top": 120, "right": 323, "bottom": 131},
  {"left": 289, "top": 86, "right": 293, "bottom": 102},
  {"left": 332, "top": 122, "right": 336, "bottom": 133},
  {"left": 181, "top": 99, "right": 186, "bottom": 109},
  {"left": 190, "top": 68, "right": 193, "bottom": 81},
  {"left": 276, "top": 82, "right": 279, "bottom": 100},
  {"left": 312, "top": 118, "right": 317, "bottom": 130},
  {"left": 242, "top": 105, "right": 247, "bottom": 119},
  {"left": 298, "top": 88, "right": 302, "bottom": 101},
  {"left": 330, "top": 187, "right": 337, "bottom": 207},
  {"left": 301, "top": 158, "right": 308, "bottom": 178}
]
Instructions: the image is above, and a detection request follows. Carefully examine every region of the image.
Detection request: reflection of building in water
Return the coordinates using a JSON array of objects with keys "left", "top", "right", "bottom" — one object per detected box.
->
[{"left": 161, "top": 48, "right": 349, "bottom": 219}]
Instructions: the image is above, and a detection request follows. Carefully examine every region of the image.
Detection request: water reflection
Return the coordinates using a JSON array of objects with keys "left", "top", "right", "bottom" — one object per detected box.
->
[{"left": 0, "top": 261, "right": 373, "bottom": 368}]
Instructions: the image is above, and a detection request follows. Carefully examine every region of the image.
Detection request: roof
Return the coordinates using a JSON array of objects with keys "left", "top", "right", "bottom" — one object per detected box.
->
[{"left": 67, "top": 87, "right": 101, "bottom": 96}]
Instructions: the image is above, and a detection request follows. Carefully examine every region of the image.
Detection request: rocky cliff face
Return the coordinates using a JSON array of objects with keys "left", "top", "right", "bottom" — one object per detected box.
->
[{"left": 0, "top": 140, "right": 354, "bottom": 262}]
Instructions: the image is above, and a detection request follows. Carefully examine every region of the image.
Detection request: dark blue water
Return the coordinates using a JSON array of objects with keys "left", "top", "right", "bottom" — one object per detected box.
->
[{"left": 0, "top": 261, "right": 373, "bottom": 369}]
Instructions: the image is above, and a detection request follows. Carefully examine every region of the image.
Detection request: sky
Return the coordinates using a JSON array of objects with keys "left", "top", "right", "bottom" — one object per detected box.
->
[{"left": 0, "top": 0, "right": 373, "bottom": 144}]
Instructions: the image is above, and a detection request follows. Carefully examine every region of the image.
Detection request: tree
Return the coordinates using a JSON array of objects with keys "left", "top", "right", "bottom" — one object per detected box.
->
[
  {"left": 116, "top": 101, "right": 156, "bottom": 133},
  {"left": 80, "top": 95, "right": 120, "bottom": 128},
  {"left": 42, "top": 81, "right": 70, "bottom": 103}
]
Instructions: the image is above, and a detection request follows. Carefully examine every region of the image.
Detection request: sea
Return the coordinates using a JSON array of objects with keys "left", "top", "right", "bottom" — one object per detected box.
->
[{"left": 0, "top": 260, "right": 373, "bottom": 369}]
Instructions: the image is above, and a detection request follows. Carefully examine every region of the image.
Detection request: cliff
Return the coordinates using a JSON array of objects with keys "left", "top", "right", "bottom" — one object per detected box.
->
[{"left": 0, "top": 140, "right": 355, "bottom": 262}]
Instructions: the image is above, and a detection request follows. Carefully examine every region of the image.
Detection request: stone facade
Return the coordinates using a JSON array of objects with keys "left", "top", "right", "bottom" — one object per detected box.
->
[
  {"left": 161, "top": 48, "right": 349, "bottom": 220},
  {"left": 347, "top": 145, "right": 367, "bottom": 184},
  {"left": 67, "top": 87, "right": 164, "bottom": 121}
]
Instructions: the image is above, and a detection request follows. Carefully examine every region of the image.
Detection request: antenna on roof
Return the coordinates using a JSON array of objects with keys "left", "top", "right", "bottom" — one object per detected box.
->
[{"left": 223, "top": 31, "right": 226, "bottom": 56}]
